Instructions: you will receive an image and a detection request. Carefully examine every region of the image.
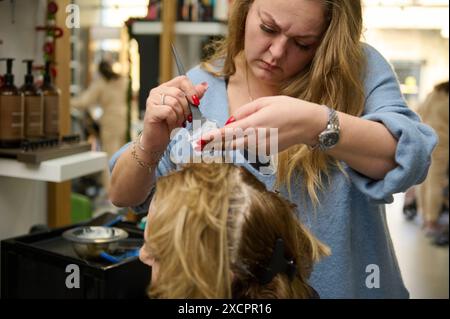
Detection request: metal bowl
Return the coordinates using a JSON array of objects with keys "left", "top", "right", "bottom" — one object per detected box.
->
[{"left": 62, "top": 226, "right": 128, "bottom": 260}]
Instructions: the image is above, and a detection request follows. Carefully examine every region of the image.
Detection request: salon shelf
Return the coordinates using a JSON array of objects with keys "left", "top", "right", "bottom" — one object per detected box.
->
[
  {"left": 175, "top": 21, "right": 227, "bottom": 35},
  {"left": 0, "top": 151, "right": 108, "bottom": 183},
  {"left": 131, "top": 21, "right": 227, "bottom": 36}
]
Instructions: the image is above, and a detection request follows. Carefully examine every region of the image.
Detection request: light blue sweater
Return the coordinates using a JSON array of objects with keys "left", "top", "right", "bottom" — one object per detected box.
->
[{"left": 110, "top": 44, "right": 437, "bottom": 298}]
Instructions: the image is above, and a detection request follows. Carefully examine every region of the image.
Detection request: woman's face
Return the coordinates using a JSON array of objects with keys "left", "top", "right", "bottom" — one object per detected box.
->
[
  {"left": 244, "top": 0, "right": 327, "bottom": 85},
  {"left": 139, "top": 200, "right": 160, "bottom": 284}
]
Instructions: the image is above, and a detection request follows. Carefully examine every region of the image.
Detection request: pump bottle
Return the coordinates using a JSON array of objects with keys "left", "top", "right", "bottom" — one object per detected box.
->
[
  {"left": 0, "top": 58, "right": 24, "bottom": 148},
  {"left": 20, "top": 60, "right": 44, "bottom": 138},
  {"left": 41, "top": 61, "right": 60, "bottom": 138}
]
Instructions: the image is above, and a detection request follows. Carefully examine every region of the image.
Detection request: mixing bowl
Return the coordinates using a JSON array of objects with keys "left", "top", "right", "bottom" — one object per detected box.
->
[{"left": 62, "top": 226, "right": 128, "bottom": 260}]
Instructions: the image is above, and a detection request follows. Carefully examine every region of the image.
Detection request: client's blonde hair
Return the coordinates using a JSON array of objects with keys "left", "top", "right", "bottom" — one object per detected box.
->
[{"left": 145, "top": 163, "right": 330, "bottom": 298}]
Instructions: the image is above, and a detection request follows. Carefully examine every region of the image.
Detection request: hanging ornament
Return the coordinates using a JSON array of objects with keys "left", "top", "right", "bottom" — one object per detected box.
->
[
  {"left": 34, "top": 0, "right": 61, "bottom": 78},
  {"left": 48, "top": 1, "right": 58, "bottom": 15},
  {"left": 44, "top": 42, "right": 54, "bottom": 55},
  {"left": 51, "top": 66, "right": 57, "bottom": 79}
]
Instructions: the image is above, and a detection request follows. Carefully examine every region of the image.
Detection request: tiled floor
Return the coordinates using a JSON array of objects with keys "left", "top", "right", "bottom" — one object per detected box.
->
[{"left": 386, "top": 193, "right": 449, "bottom": 299}]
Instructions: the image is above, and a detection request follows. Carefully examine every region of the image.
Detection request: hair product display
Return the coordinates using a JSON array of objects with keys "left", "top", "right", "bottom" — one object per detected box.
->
[
  {"left": 0, "top": 58, "right": 24, "bottom": 148},
  {"left": 20, "top": 60, "right": 44, "bottom": 138},
  {"left": 41, "top": 61, "right": 60, "bottom": 138}
]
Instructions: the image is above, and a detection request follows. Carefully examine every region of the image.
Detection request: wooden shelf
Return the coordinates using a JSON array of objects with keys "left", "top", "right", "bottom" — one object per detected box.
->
[
  {"left": 131, "top": 21, "right": 227, "bottom": 36},
  {"left": 175, "top": 22, "right": 227, "bottom": 35},
  {"left": 132, "top": 21, "right": 163, "bottom": 35},
  {"left": 0, "top": 151, "right": 108, "bottom": 183}
]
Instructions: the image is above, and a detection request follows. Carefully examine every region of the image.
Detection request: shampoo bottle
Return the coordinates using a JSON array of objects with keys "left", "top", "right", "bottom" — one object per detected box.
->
[
  {"left": 0, "top": 58, "right": 24, "bottom": 148},
  {"left": 41, "top": 61, "right": 60, "bottom": 138},
  {"left": 20, "top": 60, "right": 44, "bottom": 139}
]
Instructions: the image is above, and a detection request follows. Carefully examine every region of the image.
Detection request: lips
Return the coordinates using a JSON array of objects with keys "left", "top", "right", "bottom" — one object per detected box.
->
[{"left": 259, "top": 60, "right": 279, "bottom": 71}]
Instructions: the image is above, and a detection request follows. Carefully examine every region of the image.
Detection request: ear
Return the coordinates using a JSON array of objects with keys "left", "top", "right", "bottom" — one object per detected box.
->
[{"left": 138, "top": 245, "right": 155, "bottom": 267}]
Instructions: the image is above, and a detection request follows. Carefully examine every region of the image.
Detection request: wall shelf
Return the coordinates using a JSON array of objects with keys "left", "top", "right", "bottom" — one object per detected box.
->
[
  {"left": 131, "top": 21, "right": 227, "bottom": 36},
  {"left": 175, "top": 22, "right": 227, "bottom": 35},
  {"left": 132, "top": 21, "right": 162, "bottom": 35},
  {"left": 0, "top": 151, "right": 108, "bottom": 183}
]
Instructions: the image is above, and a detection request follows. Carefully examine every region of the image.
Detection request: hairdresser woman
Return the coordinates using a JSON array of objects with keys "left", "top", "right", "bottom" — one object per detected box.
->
[{"left": 109, "top": 0, "right": 436, "bottom": 298}]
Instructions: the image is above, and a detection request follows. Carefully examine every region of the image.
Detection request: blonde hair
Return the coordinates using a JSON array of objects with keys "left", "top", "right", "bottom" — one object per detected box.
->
[
  {"left": 145, "top": 163, "right": 329, "bottom": 299},
  {"left": 202, "top": 0, "right": 366, "bottom": 203}
]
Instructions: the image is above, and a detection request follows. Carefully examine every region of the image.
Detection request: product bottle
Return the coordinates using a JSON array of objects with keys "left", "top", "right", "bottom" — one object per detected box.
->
[
  {"left": 213, "top": 0, "right": 229, "bottom": 22},
  {"left": 20, "top": 60, "right": 44, "bottom": 139},
  {"left": 0, "top": 58, "right": 24, "bottom": 148},
  {"left": 41, "top": 61, "right": 60, "bottom": 138}
]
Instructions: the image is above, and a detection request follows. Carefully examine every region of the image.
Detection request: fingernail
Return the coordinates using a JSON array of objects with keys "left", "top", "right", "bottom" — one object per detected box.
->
[
  {"left": 187, "top": 114, "right": 193, "bottom": 122},
  {"left": 201, "top": 81, "right": 209, "bottom": 90},
  {"left": 192, "top": 95, "right": 200, "bottom": 106},
  {"left": 225, "top": 116, "right": 236, "bottom": 126},
  {"left": 194, "top": 139, "right": 207, "bottom": 151},
  {"left": 182, "top": 122, "right": 186, "bottom": 128},
  {"left": 198, "top": 139, "right": 208, "bottom": 151}
]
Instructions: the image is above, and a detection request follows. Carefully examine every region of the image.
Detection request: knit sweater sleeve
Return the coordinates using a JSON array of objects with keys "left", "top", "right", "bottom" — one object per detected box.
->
[
  {"left": 346, "top": 44, "right": 438, "bottom": 204},
  {"left": 70, "top": 78, "right": 103, "bottom": 110}
]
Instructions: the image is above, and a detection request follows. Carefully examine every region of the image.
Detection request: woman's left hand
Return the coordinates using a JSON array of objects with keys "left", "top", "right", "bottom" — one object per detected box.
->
[{"left": 200, "top": 96, "right": 327, "bottom": 153}]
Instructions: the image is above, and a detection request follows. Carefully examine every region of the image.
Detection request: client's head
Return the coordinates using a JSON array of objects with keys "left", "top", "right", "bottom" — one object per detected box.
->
[{"left": 140, "top": 163, "right": 329, "bottom": 298}]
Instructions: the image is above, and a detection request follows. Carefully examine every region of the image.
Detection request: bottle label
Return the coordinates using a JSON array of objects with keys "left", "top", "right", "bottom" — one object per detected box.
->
[
  {"left": 44, "top": 95, "right": 60, "bottom": 136},
  {"left": 25, "top": 95, "right": 44, "bottom": 138},
  {"left": 0, "top": 95, "right": 24, "bottom": 140}
]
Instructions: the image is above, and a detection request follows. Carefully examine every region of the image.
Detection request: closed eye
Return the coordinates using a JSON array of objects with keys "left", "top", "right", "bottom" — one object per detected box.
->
[
  {"left": 260, "top": 24, "right": 276, "bottom": 34},
  {"left": 295, "top": 42, "right": 311, "bottom": 51},
  {"left": 260, "top": 23, "right": 311, "bottom": 51}
]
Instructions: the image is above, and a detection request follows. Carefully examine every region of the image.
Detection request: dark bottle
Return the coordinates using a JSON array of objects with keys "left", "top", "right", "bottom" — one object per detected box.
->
[
  {"left": 20, "top": 60, "right": 44, "bottom": 139},
  {"left": 0, "top": 58, "right": 24, "bottom": 148},
  {"left": 41, "top": 61, "right": 60, "bottom": 138}
]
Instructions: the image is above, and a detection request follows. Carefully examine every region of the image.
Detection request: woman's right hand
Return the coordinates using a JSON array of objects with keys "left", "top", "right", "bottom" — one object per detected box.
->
[{"left": 141, "top": 76, "right": 208, "bottom": 152}]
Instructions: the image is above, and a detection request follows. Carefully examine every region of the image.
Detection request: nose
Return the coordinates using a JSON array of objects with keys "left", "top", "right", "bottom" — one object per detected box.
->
[{"left": 269, "top": 35, "right": 288, "bottom": 61}]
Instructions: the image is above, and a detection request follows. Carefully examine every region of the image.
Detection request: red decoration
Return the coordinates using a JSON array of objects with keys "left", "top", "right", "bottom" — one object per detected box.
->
[
  {"left": 44, "top": 42, "right": 54, "bottom": 54},
  {"left": 51, "top": 66, "right": 57, "bottom": 79},
  {"left": 37, "top": 1, "right": 60, "bottom": 80},
  {"left": 48, "top": 1, "right": 58, "bottom": 14},
  {"left": 36, "top": 26, "right": 63, "bottom": 38}
]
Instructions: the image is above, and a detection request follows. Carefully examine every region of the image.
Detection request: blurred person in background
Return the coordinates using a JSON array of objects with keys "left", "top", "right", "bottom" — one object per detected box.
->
[
  {"left": 71, "top": 60, "right": 129, "bottom": 195},
  {"left": 416, "top": 81, "right": 449, "bottom": 238}
]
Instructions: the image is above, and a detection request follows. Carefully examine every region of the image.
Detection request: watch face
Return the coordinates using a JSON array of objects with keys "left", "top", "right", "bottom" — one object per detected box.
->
[{"left": 319, "top": 131, "right": 340, "bottom": 148}]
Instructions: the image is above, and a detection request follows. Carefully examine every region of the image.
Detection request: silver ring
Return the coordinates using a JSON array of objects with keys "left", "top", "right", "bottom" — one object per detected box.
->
[{"left": 160, "top": 94, "right": 166, "bottom": 105}]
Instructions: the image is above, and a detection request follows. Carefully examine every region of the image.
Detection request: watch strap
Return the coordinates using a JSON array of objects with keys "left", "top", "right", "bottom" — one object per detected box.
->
[
  {"left": 308, "top": 105, "right": 339, "bottom": 151},
  {"left": 328, "top": 108, "right": 339, "bottom": 130}
]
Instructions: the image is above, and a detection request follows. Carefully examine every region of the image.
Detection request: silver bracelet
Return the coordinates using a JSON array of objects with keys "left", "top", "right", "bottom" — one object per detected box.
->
[
  {"left": 135, "top": 131, "right": 165, "bottom": 161},
  {"left": 131, "top": 142, "right": 153, "bottom": 174}
]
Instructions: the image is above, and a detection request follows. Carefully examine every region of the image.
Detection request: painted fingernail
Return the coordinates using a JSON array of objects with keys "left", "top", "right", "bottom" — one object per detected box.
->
[
  {"left": 192, "top": 95, "right": 200, "bottom": 106},
  {"left": 198, "top": 139, "right": 208, "bottom": 151},
  {"left": 194, "top": 139, "right": 206, "bottom": 151},
  {"left": 182, "top": 122, "right": 186, "bottom": 128},
  {"left": 187, "top": 114, "right": 193, "bottom": 122},
  {"left": 225, "top": 116, "right": 236, "bottom": 126}
]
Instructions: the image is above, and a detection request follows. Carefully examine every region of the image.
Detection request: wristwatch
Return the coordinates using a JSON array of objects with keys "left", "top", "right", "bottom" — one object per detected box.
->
[{"left": 312, "top": 106, "right": 340, "bottom": 151}]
